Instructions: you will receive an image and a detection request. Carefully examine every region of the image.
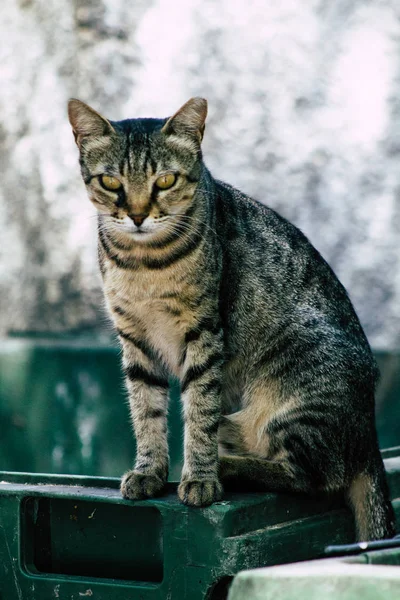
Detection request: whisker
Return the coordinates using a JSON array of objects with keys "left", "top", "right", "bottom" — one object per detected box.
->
[
  {"left": 173, "top": 214, "right": 220, "bottom": 238},
  {"left": 163, "top": 221, "right": 202, "bottom": 239},
  {"left": 162, "top": 220, "right": 206, "bottom": 243},
  {"left": 167, "top": 218, "right": 205, "bottom": 238},
  {"left": 89, "top": 207, "right": 219, "bottom": 246}
]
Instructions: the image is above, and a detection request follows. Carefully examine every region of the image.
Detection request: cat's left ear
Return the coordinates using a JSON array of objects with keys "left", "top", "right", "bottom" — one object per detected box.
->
[
  {"left": 68, "top": 99, "right": 115, "bottom": 148},
  {"left": 162, "top": 97, "right": 207, "bottom": 144}
]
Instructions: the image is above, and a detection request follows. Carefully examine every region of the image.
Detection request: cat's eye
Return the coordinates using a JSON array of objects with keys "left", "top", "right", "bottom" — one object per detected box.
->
[
  {"left": 155, "top": 173, "right": 176, "bottom": 190},
  {"left": 100, "top": 175, "right": 122, "bottom": 191}
]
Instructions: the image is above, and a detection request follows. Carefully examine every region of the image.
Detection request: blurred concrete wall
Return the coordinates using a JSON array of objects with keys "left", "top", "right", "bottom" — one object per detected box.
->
[{"left": 1, "top": 0, "right": 400, "bottom": 349}]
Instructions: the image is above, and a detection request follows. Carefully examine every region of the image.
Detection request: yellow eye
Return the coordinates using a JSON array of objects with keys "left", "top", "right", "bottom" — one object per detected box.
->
[
  {"left": 155, "top": 173, "right": 176, "bottom": 190},
  {"left": 100, "top": 175, "right": 122, "bottom": 191}
]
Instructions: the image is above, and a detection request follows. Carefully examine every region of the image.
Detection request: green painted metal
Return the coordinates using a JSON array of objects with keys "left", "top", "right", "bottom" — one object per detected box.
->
[{"left": 0, "top": 456, "right": 399, "bottom": 600}]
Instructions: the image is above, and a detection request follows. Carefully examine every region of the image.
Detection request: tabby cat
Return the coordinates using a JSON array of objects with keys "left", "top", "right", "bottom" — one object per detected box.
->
[{"left": 68, "top": 97, "right": 395, "bottom": 541}]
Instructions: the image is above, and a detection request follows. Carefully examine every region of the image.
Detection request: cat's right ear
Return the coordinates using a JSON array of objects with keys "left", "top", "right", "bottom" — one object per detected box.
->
[
  {"left": 162, "top": 97, "right": 208, "bottom": 145},
  {"left": 68, "top": 99, "right": 115, "bottom": 148}
]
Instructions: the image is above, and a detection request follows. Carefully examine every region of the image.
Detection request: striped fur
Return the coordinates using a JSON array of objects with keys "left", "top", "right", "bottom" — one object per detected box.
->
[{"left": 69, "top": 98, "right": 395, "bottom": 540}]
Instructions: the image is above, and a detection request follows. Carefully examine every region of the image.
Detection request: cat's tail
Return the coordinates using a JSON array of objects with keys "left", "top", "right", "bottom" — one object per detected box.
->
[{"left": 347, "top": 454, "right": 396, "bottom": 542}]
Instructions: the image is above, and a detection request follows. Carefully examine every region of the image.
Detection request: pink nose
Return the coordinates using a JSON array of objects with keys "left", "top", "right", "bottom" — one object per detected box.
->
[{"left": 131, "top": 214, "right": 147, "bottom": 227}]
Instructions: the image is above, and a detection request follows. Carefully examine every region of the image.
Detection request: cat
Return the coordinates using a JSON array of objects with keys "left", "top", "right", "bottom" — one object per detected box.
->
[{"left": 68, "top": 97, "right": 395, "bottom": 541}]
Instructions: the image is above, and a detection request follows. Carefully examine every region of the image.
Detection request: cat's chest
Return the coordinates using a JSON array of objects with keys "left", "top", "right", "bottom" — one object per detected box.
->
[{"left": 104, "top": 267, "right": 199, "bottom": 375}]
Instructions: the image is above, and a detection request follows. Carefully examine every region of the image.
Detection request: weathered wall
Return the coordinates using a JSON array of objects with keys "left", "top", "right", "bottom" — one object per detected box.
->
[{"left": 1, "top": 0, "right": 400, "bottom": 348}]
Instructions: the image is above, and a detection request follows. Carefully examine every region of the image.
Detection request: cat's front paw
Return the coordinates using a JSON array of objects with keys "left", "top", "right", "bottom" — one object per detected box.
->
[
  {"left": 121, "top": 470, "right": 166, "bottom": 500},
  {"left": 178, "top": 478, "right": 223, "bottom": 507}
]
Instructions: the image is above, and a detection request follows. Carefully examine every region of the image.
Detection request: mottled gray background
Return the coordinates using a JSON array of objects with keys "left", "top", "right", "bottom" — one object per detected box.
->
[{"left": 2, "top": 0, "right": 400, "bottom": 349}]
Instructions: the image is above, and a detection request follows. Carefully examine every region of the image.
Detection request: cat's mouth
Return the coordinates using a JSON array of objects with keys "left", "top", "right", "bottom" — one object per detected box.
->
[
  {"left": 107, "top": 214, "right": 179, "bottom": 245},
  {"left": 132, "top": 229, "right": 150, "bottom": 238},
  {"left": 118, "top": 221, "right": 167, "bottom": 243}
]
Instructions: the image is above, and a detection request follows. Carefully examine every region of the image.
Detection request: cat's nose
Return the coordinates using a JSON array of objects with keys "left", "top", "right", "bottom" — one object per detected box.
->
[{"left": 130, "top": 214, "right": 148, "bottom": 227}]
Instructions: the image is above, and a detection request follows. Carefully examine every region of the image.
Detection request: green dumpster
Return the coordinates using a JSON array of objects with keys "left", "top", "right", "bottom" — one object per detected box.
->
[
  {"left": 0, "top": 450, "right": 399, "bottom": 599},
  {"left": 1, "top": 340, "right": 399, "bottom": 598}
]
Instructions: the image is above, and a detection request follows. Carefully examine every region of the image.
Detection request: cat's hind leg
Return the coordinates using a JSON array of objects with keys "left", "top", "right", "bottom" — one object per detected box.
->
[
  {"left": 218, "top": 405, "right": 313, "bottom": 493},
  {"left": 219, "top": 397, "right": 395, "bottom": 541},
  {"left": 217, "top": 388, "right": 339, "bottom": 495},
  {"left": 219, "top": 454, "right": 312, "bottom": 493}
]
